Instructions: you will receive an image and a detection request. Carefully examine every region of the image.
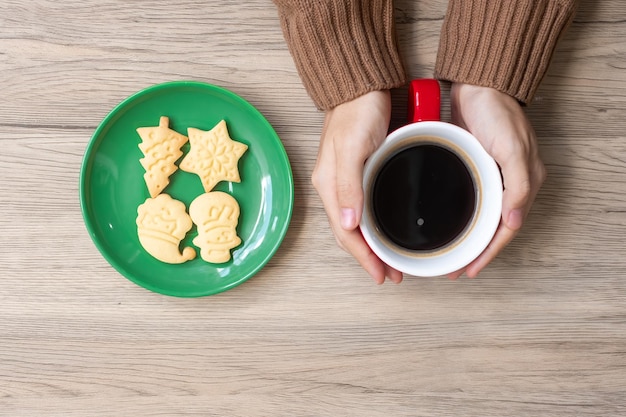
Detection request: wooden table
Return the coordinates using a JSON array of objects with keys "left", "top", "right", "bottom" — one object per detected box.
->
[{"left": 2, "top": 1, "right": 625, "bottom": 415}]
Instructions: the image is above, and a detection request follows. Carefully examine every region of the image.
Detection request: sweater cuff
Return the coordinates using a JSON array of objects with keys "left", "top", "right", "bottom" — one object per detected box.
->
[
  {"left": 274, "top": 0, "right": 407, "bottom": 110},
  {"left": 434, "top": 0, "right": 577, "bottom": 104}
]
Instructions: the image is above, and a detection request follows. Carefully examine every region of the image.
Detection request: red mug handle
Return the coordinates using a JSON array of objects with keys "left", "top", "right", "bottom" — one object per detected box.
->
[{"left": 408, "top": 79, "right": 441, "bottom": 123}]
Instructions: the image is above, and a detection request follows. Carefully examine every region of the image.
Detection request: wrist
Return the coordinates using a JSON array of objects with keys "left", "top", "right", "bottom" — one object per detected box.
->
[
  {"left": 332, "top": 89, "right": 391, "bottom": 109},
  {"left": 451, "top": 83, "right": 518, "bottom": 107},
  {"left": 328, "top": 90, "right": 391, "bottom": 122}
]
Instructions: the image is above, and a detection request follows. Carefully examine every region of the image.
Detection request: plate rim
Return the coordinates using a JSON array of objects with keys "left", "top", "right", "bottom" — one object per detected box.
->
[{"left": 79, "top": 80, "right": 294, "bottom": 297}]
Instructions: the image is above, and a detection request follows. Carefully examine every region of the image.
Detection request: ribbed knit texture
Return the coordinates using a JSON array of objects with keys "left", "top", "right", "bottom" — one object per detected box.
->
[
  {"left": 435, "top": 0, "right": 578, "bottom": 104},
  {"left": 274, "top": 0, "right": 407, "bottom": 110},
  {"left": 274, "top": 0, "right": 577, "bottom": 109}
]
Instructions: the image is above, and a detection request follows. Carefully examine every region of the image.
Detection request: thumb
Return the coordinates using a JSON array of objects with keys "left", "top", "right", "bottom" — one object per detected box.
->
[
  {"left": 501, "top": 157, "right": 530, "bottom": 231},
  {"left": 335, "top": 144, "right": 367, "bottom": 231}
]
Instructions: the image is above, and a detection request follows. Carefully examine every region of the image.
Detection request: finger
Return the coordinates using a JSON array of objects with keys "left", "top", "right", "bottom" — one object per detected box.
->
[
  {"left": 464, "top": 222, "right": 518, "bottom": 278},
  {"left": 334, "top": 138, "right": 369, "bottom": 230},
  {"left": 384, "top": 262, "right": 403, "bottom": 284},
  {"left": 334, "top": 224, "right": 387, "bottom": 284},
  {"left": 463, "top": 159, "right": 545, "bottom": 278},
  {"left": 447, "top": 268, "right": 465, "bottom": 280},
  {"left": 500, "top": 152, "right": 533, "bottom": 230},
  {"left": 317, "top": 174, "right": 392, "bottom": 285}
]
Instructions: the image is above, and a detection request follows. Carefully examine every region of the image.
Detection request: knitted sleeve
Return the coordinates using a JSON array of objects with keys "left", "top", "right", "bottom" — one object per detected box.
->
[
  {"left": 273, "top": 0, "right": 407, "bottom": 110},
  {"left": 435, "top": 0, "right": 578, "bottom": 104}
]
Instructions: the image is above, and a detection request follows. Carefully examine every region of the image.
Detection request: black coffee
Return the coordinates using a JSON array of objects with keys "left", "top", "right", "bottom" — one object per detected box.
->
[{"left": 372, "top": 142, "right": 476, "bottom": 251}]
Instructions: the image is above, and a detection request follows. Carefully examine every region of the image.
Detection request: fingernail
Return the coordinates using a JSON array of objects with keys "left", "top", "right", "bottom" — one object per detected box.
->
[{"left": 340, "top": 208, "right": 356, "bottom": 230}]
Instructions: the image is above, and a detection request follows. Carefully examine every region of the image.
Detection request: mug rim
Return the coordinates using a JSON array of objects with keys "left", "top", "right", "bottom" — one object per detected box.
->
[{"left": 361, "top": 121, "right": 503, "bottom": 277}]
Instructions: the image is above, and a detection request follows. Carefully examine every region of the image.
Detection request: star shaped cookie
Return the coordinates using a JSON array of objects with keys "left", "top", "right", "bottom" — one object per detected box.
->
[{"left": 179, "top": 120, "right": 248, "bottom": 192}]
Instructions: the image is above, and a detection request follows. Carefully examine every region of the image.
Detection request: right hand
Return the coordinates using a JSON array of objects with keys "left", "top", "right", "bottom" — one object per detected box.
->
[{"left": 311, "top": 90, "right": 403, "bottom": 284}]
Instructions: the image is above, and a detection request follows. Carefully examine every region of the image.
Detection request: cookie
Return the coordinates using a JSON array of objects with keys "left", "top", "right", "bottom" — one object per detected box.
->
[
  {"left": 137, "top": 116, "right": 189, "bottom": 198},
  {"left": 179, "top": 120, "right": 248, "bottom": 192},
  {"left": 189, "top": 191, "right": 242, "bottom": 264},
  {"left": 136, "top": 193, "right": 196, "bottom": 264}
]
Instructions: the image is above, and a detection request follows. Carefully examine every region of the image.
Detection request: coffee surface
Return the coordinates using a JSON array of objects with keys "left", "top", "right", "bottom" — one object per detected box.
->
[{"left": 372, "top": 143, "right": 476, "bottom": 251}]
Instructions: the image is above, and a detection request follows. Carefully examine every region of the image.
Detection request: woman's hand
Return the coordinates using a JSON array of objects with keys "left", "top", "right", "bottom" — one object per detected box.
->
[
  {"left": 448, "top": 83, "right": 547, "bottom": 279},
  {"left": 311, "top": 90, "right": 403, "bottom": 284}
]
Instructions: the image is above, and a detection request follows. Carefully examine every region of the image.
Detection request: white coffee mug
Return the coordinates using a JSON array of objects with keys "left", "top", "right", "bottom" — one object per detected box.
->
[{"left": 360, "top": 79, "right": 503, "bottom": 277}]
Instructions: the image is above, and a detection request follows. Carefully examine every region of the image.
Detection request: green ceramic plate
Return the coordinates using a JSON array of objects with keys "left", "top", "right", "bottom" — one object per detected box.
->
[{"left": 80, "top": 81, "right": 294, "bottom": 297}]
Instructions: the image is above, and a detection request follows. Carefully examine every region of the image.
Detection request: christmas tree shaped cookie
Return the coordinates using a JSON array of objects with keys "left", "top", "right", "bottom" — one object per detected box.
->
[
  {"left": 179, "top": 120, "right": 248, "bottom": 192},
  {"left": 137, "top": 116, "right": 189, "bottom": 197}
]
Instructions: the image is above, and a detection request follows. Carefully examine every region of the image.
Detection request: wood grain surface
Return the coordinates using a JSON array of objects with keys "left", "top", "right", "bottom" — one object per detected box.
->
[{"left": 1, "top": 1, "right": 625, "bottom": 416}]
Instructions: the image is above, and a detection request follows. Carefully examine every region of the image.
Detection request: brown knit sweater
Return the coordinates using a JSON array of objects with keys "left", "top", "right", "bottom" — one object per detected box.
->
[{"left": 274, "top": 0, "right": 578, "bottom": 110}]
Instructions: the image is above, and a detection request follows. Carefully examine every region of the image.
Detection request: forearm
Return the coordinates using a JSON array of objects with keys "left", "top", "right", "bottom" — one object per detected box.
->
[
  {"left": 435, "top": 0, "right": 579, "bottom": 104},
  {"left": 273, "top": 0, "right": 407, "bottom": 110}
]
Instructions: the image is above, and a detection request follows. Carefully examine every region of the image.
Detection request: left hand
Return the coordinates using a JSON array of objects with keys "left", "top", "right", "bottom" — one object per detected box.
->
[{"left": 447, "top": 83, "right": 547, "bottom": 279}]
